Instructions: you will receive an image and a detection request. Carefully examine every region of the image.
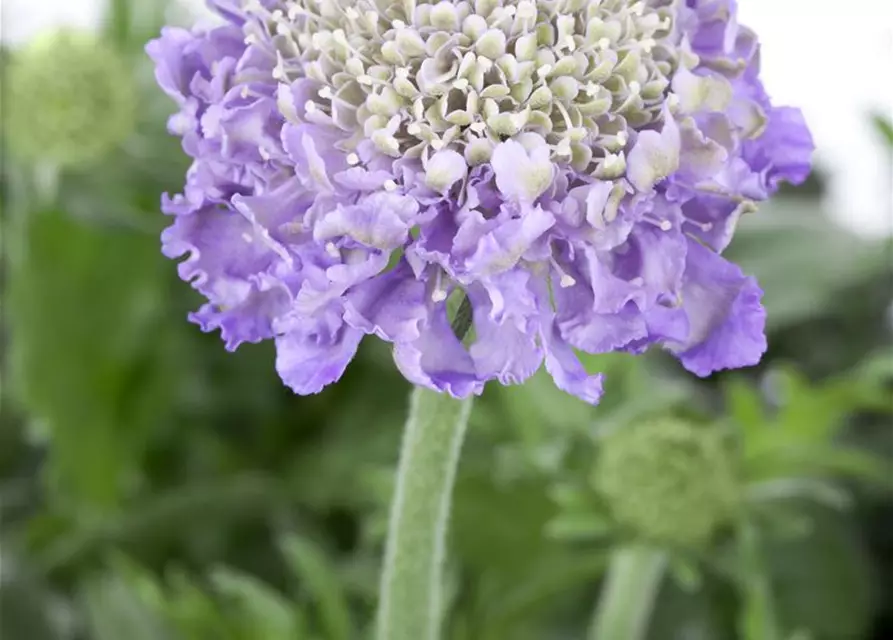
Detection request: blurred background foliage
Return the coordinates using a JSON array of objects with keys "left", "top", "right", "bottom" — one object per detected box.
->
[{"left": 1, "top": 1, "right": 891, "bottom": 639}]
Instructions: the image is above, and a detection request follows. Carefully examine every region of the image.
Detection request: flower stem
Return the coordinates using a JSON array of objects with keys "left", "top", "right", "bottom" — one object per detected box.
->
[
  {"left": 375, "top": 387, "right": 473, "bottom": 640},
  {"left": 589, "top": 545, "right": 667, "bottom": 640}
]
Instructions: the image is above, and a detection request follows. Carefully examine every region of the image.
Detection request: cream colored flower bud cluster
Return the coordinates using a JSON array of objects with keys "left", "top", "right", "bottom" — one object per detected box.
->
[{"left": 246, "top": 0, "right": 679, "bottom": 177}]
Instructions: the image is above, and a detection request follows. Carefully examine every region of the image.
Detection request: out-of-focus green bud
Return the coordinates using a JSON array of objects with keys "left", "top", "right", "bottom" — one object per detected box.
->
[
  {"left": 594, "top": 419, "right": 739, "bottom": 547},
  {"left": 4, "top": 30, "right": 136, "bottom": 167}
]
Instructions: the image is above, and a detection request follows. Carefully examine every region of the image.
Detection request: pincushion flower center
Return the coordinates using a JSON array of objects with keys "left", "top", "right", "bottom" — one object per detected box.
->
[{"left": 251, "top": 0, "right": 677, "bottom": 178}]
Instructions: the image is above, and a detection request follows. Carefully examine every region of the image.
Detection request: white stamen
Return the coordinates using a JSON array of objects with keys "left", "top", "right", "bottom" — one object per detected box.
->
[
  {"left": 304, "top": 100, "right": 318, "bottom": 113},
  {"left": 452, "top": 78, "right": 469, "bottom": 90},
  {"left": 383, "top": 179, "right": 398, "bottom": 191},
  {"left": 585, "top": 82, "right": 600, "bottom": 97},
  {"left": 659, "top": 220, "right": 673, "bottom": 231},
  {"left": 550, "top": 257, "right": 577, "bottom": 288},
  {"left": 395, "top": 67, "right": 410, "bottom": 80},
  {"left": 431, "top": 270, "right": 448, "bottom": 302},
  {"left": 628, "top": 81, "right": 641, "bottom": 95},
  {"left": 630, "top": 277, "right": 645, "bottom": 286},
  {"left": 392, "top": 19, "right": 406, "bottom": 29},
  {"left": 597, "top": 37, "right": 612, "bottom": 50},
  {"left": 325, "top": 242, "right": 340, "bottom": 257},
  {"left": 318, "top": 86, "right": 334, "bottom": 100},
  {"left": 407, "top": 123, "right": 422, "bottom": 135},
  {"left": 259, "top": 147, "right": 271, "bottom": 161},
  {"left": 616, "top": 130, "right": 629, "bottom": 146},
  {"left": 241, "top": 85, "right": 250, "bottom": 99},
  {"left": 357, "top": 74, "right": 374, "bottom": 85},
  {"left": 469, "top": 122, "right": 487, "bottom": 134},
  {"left": 332, "top": 29, "right": 348, "bottom": 45},
  {"left": 346, "top": 153, "right": 360, "bottom": 165},
  {"left": 537, "top": 64, "right": 553, "bottom": 78},
  {"left": 345, "top": 7, "right": 359, "bottom": 20},
  {"left": 640, "top": 38, "right": 656, "bottom": 53}
]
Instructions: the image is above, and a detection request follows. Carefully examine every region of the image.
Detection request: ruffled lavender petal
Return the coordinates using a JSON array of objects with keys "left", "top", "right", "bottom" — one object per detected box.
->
[{"left": 666, "top": 239, "right": 767, "bottom": 376}]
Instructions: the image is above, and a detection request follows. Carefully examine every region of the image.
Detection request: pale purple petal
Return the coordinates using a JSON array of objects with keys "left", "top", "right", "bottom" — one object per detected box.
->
[
  {"left": 542, "top": 324, "right": 605, "bottom": 406},
  {"left": 393, "top": 305, "right": 484, "bottom": 398},
  {"left": 276, "top": 320, "right": 365, "bottom": 394},
  {"left": 666, "top": 239, "right": 767, "bottom": 376},
  {"left": 490, "top": 139, "right": 555, "bottom": 203}
]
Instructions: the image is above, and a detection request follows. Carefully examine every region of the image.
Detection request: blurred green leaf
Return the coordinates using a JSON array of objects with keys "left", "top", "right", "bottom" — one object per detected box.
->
[
  {"left": 746, "top": 478, "right": 852, "bottom": 512},
  {"left": 8, "top": 209, "right": 180, "bottom": 508},
  {"left": 728, "top": 201, "right": 889, "bottom": 332},
  {"left": 725, "top": 377, "right": 767, "bottom": 433},
  {"left": 0, "top": 560, "right": 68, "bottom": 640},
  {"left": 163, "top": 569, "right": 233, "bottom": 639},
  {"left": 36, "top": 474, "right": 281, "bottom": 573},
  {"left": 80, "top": 573, "right": 175, "bottom": 640},
  {"left": 737, "top": 522, "right": 782, "bottom": 640},
  {"left": 476, "top": 553, "right": 608, "bottom": 638},
  {"left": 210, "top": 567, "right": 304, "bottom": 639},
  {"left": 765, "top": 505, "right": 875, "bottom": 640},
  {"left": 106, "top": 0, "right": 133, "bottom": 46},
  {"left": 545, "top": 511, "right": 613, "bottom": 542},
  {"left": 870, "top": 112, "right": 893, "bottom": 148},
  {"left": 280, "top": 537, "right": 353, "bottom": 640}
]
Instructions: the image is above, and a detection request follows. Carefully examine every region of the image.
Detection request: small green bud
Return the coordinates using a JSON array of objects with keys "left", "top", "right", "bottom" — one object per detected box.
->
[
  {"left": 594, "top": 419, "right": 738, "bottom": 547},
  {"left": 5, "top": 30, "right": 136, "bottom": 167}
]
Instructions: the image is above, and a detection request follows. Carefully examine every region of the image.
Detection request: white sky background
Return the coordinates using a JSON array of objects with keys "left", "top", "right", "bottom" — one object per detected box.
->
[{"left": 3, "top": 0, "right": 892, "bottom": 237}]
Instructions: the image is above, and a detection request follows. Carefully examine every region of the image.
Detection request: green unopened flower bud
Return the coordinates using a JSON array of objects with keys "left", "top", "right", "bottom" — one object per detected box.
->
[
  {"left": 5, "top": 30, "right": 136, "bottom": 167},
  {"left": 594, "top": 419, "right": 738, "bottom": 547}
]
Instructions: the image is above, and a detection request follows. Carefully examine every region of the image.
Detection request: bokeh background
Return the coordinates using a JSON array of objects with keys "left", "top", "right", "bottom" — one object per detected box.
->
[{"left": 1, "top": 1, "right": 891, "bottom": 639}]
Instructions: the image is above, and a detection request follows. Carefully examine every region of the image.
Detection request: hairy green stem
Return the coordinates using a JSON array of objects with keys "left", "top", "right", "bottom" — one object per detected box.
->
[
  {"left": 375, "top": 387, "right": 473, "bottom": 640},
  {"left": 589, "top": 545, "right": 667, "bottom": 640}
]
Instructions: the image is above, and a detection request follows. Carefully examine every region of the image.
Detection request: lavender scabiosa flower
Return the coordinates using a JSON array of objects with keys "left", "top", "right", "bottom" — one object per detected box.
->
[{"left": 148, "top": 0, "right": 813, "bottom": 404}]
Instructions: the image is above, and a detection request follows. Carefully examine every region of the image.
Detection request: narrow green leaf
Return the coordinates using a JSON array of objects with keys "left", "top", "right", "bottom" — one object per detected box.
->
[
  {"left": 281, "top": 537, "right": 353, "bottom": 640},
  {"left": 737, "top": 522, "right": 781, "bottom": 640},
  {"left": 870, "top": 111, "right": 893, "bottom": 148},
  {"left": 210, "top": 567, "right": 299, "bottom": 639},
  {"left": 80, "top": 574, "right": 175, "bottom": 640},
  {"left": 545, "top": 512, "right": 613, "bottom": 541}
]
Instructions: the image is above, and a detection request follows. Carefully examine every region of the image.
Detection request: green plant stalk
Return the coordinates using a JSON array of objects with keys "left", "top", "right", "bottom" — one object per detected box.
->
[
  {"left": 589, "top": 545, "right": 667, "bottom": 640},
  {"left": 375, "top": 387, "right": 473, "bottom": 640},
  {"left": 738, "top": 520, "right": 781, "bottom": 640}
]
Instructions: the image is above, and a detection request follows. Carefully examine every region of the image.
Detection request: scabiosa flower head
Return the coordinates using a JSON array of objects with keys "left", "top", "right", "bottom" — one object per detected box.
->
[
  {"left": 594, "top": 418, "right": 738, "bottom": 546},
  {"left": 148, "top": 0, "right": 813, "bottom": 403},
  {"left": 6, "top": 30, "right": 137, "bottom": 167}
]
